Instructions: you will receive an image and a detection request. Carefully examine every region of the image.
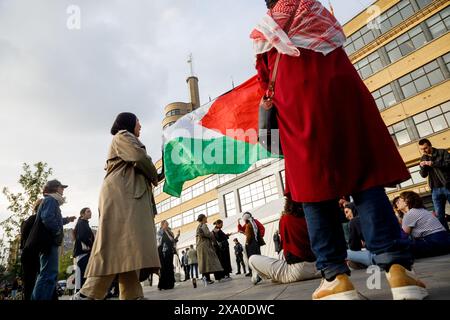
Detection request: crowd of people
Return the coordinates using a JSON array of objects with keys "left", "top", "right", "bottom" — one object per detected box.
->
[{"left": 12, "top": 111, "right": 450, "bottom": 302}]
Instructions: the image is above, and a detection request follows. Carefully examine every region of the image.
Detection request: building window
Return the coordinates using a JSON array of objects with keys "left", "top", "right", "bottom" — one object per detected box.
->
[
  {"left": 388, "top": 120, "right": 413, "bottom": 146},
  {"left": 280, "top": 170, "right": 286, "bottom": 191},
  {"left": 355, "top": 51, "right": 384, "bottom": 79},
  {"left": 385, "top": 25, "right": 427, "bottom": 64},
  {"left": 238, "top": 176, "right": 279, "bottom": 212},
  {"left": 170, "top": 196, "right": 180, "bottom": 208},
  {"left": 165, "top": 109, "right": 182, "bottom": 117},
  {"left": 192, "top": 181, "right": 205, "bottom": 198},
  {"left": 193, "top": 204, "right": 207, "bottom": 218},
  {"left": 425, "top": 6, "right": 450, "bottom": 39},
  {"left": 399, "top": 165, "right": 428, "bottom": 188},
  {"left": 181, "top": 186, "right": 193, "bottom": 202},
  {"left": 182, "top": 209, "right": 194, "bottom": 225},
  {"left": 398, "top": 60, "right": 445, "bottom": 99},
  {"left": 154, "top": 183, "right": 163, "bottom": 197},
  {"left": 224, "top": 192, "right": 237, "bottom": 217},
  {"left": 372, "top": 83, "right": 397, "bottom": 111},
  {"left": 204, "top": 175, "right": 218, "bottom": 192},
  {"left": 160, "top": 198, "right": 171, "bottom": 212},
  {"left": 171, "top": 214, "right": 182, "bottom": 228},
  {"left": 388, "top": 102, "right": 449, "bottom": 146},
  {"left": 378, "top": 0, "right": 414, "bottom": 34},
  {"left": 207, "top": 200, "right": 219, "bottom": 216},
  {"left": 443, "top": 52, "right": 450, "bottom": 73},
  {"left": 413, "top": 102, "right": 450, "bottom": 138},
  {"left": 163, "top": 121, "right": 176, "bottom": 129},
  {"left": 344, "top": 25, "right": 375, "bottom": 55},
  {"left": 218, "top": 174, "right": 236, "bottom": 185},
  {"left": 415, "top": 0, "right": 433, "bottom": 10}
]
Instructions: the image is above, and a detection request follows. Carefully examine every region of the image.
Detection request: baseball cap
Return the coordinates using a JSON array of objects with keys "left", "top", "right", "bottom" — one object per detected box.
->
[{"left": 45, "top": 179, "right": 68, "bottom": 189}]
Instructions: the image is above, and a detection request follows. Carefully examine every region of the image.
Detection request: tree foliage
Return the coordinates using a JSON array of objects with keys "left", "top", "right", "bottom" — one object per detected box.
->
[
  {"left": 0, "top": 162, "right": 53, "bottom": 270},
  {"left": 1, "top": 162, "right": 53, "bottom": 237},
  {"left": 58, "top": 251, "right": 73, "bottom": 281}
]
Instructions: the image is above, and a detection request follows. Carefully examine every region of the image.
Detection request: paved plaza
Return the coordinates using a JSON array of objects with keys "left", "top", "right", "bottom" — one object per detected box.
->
[{"left": 139, "top": 254, "right": 450, "bottom": 300}]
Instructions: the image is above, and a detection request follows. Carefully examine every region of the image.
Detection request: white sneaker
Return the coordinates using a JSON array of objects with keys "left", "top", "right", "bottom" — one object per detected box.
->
[
  {"left": 385, "top": 264, "right": 428, "bottom": 300},
  {"left": 71, "top": 292, "right": 93, "bottom": 300},
  {"left": 312, "top": 274, "right": 360, "bottom": 300}
]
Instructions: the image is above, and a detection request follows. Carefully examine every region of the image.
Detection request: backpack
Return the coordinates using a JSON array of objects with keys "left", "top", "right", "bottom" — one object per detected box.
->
[{"left": 255, "top": 219, "right": 265, "bottom": 237}]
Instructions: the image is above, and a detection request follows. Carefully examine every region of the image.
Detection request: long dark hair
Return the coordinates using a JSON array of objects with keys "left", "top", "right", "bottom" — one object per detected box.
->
[{"left": 266, "top": 0, "right": 279, "bottom": 9}]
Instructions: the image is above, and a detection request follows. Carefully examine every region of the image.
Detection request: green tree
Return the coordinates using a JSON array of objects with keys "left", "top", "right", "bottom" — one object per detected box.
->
[
  {"left": 0, "top": 162, "right": 53, "bottom": 272},
  {"left": 58, "top": 251, "right": 73, "bottom": 280}
]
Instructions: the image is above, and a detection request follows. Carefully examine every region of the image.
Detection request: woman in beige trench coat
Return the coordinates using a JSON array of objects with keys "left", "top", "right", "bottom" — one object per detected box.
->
[
  {"left": 196, "top": 214, "right": 223, "bottom": 284},
  {"left": 74, "top": 112, "right": 160, "bottom": 300}
]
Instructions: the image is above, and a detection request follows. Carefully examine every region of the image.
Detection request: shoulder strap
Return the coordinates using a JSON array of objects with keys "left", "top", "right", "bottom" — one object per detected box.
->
[{"left": 267, "top": 2, "right": 302, "bottom": 96}]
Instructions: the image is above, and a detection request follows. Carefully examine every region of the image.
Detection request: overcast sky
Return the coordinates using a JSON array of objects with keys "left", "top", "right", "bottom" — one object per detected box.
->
[{"left": 0, "top": 0, "right": 375, "bottom": 233}]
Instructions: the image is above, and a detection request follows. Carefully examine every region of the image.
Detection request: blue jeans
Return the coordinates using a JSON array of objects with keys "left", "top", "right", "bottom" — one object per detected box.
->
[
  {"left": 397, "top": 231, "right": 450, "bottom": 258},
  {"left": 432, "top": 187, "right": 450, "bottom": 231},
  {"left": 31, "top": 245, "right": 59, "bottom": 300},
  {"left": 347, "top": 249, "right": 375, "bottom": 267},
  {"left": 303, "top": 187, "right": 413, "bottom": 280}
]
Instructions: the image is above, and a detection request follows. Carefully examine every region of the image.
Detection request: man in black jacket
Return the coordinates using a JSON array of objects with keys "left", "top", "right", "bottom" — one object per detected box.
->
[
  {"left": 418, "top": 139, "right": 450, "bottom": 231},
  {"left": 73, "top": 208, "right": 95, "bottom": 292},
  {"left": 233, "top": 239, "right": 246, "bottom": 275}
]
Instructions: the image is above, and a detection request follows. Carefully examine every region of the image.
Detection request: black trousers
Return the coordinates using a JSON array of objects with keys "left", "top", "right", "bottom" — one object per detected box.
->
[
  {"left": 183, "top": 265, "right": 190, "bottom": 280},
  {"left": 21, "top": 250, "right": 40, "bottom": 301},
  {"left": 235, "top": 255, "right": 246, "bottom": 274}
]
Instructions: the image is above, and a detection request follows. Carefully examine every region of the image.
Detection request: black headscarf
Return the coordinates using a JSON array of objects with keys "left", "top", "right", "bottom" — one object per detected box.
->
[{"left": 110, "top": 112, "right": 137, "bottom": 135}]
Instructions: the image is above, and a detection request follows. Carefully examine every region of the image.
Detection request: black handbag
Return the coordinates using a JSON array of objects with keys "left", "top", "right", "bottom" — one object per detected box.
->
[
  {"left": 23, "top": 202, "right": 54, "bottom": 255},
  {"left": 258, "top": 53, "right": 283, "bottom": 156}
]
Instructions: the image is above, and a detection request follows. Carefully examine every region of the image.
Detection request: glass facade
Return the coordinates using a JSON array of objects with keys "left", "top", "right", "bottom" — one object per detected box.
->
[
  {"left": 385, "top": 25, "right": 427, "bottom": 63},
  {"left": 355, "top": 51, "right": 384, "bottom": 79},
  {"left": 372, "top": 83, "right": 397, "bottom": 111},
  {"left": 388, "top": 101, "right": 450, "bottom": 146},
  {"left": 238, "top": 176, "right": 279, "bottom": 212},
  {"left": 224, "top": 192, "right": 237, "bottom": 217},
  {"left": 398, "top": 60, "right": 445, "bottom": 99}
]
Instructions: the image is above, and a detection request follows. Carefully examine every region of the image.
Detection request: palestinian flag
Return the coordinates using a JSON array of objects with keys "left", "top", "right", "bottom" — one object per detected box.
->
[{"left": 162, "top": 75, "right": 280, "bottom": 197}]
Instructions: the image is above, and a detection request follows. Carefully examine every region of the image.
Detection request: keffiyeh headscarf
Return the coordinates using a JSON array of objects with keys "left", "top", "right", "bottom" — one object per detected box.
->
[
  {"left": 250, "top": 0, "right": 346, "bottom": 56},
  {"left": 242, "top": 212, "right": 259, "bottom": 241}
]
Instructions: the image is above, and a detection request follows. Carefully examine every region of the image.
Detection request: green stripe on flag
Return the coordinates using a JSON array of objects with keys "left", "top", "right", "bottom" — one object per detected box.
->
[{"left": 163, "top": 136, "right": 281, "bottom": 197}]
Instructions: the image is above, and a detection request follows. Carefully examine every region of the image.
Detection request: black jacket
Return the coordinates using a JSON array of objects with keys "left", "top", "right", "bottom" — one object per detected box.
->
[
  {"left": 420, "top": 148, "right": 450, "bottom": 189},
  {"left": 348, "top": 216, "right": 364, "bottom": 251},
  {"left": 73, "top": 219, "right": 94, "bottom": 257},
  {"left": 234, "top": 243, "right": 244, "bottom": 256}
]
